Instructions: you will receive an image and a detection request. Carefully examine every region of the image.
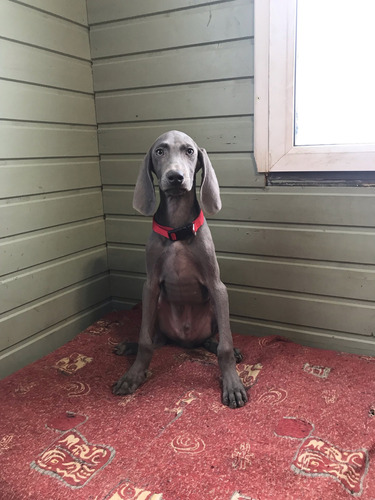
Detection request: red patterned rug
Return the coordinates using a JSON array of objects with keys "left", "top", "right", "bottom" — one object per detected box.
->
[{"left": 1, "top": 306, "right": 375, "bottom": 500}]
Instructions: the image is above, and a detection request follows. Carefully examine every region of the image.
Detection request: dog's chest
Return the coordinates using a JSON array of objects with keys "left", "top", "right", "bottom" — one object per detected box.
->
[{"left": 159, "top": 243, "right": 206, "bottom": 303}]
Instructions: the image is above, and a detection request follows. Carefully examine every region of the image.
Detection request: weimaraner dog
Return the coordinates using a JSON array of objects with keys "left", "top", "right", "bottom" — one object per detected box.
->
[{"left": 113, "top": 130, "right": 248, "bottom": 408}]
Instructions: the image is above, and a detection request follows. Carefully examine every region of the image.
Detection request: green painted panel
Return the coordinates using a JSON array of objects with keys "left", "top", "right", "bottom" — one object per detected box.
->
[
  {"left": 211, "top": 222, "right": 375, "bottom": 265},
  {"left": 90, "top": 0, "right": 252, "bottom": 58},
  {"left": 1, "top": 39, "right": 93, "bottom": 92},
  {"left": 108, "top": 245, "right": 145, "bottom": 275},
  {"left": 0, "top": 158, "right": 101, "bottom": 198},
  {"left": 0, "top": 122, "right": 98, "bottom": 159},
  {"left": 0, "top": 81, "right": 96, "bottom": 124},
  {"left": 105, "top": 217, "right": 155, "bottom": 246},
  {"left": 0, "top": 275, "right": 110, "bottom": 351},
  {"left": 110, "top": 273, "right": 145, "bottom": 300},
  {"left": 100, "top": 157, "right": 148, "bottom": 186},
  {"left": 219, "top": 188, "right": 375, "bottom": 226},
  {"left": 0, "top": 219, "right": 106, "bottom": 275},
  {"left": 87, "top": 0, "right": 240, "bottom": 24},
  {"left": 0, "top": 1, "right": 90, "bottom": 59},
  {"left": 0, "top": 248, "right": 108, "bottom": 315},
  {"left": 219, "top": 255, "right": 375, "bottom": 302},
  {"left": 95, "top": 80, "right": 253, "bottom": 124},
  {"left": 23, "top": 0, "right": 88, "bottom": 25},
  {"left": 228, "top": 286, "right": 375, "bottom": 336},
  {"left": 103, "top": 188, "right": 134, "bottom": 216},
  {"left": 208, "top": 188, "right": 375, "bottom": 226},
  {"left": 211, "top": 155, "right": 263, "bottom": 188},
  {"left": 93, "top": 39, "right": 253, "bottom": 91},
  {"left": 230, "top": 317, "right": 375, "bottom": 356},
  {"left": 111, "top": 299, "right": 138, "bottom": 310},
  {"left": 0, "top": 190, "right": 104, "bottom": 238},
  {"left": 98, "top": 117, "right": 253, "bottom": 155}
]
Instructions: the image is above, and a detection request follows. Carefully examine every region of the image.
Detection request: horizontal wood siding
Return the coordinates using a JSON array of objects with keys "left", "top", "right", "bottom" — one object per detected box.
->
[
  {"left": 0, "top": 1, "right": 90, "bottom": 58},
  {"left": 93, "top": 39, "right": 253, "bottom": 92},
  {"left": 0, "top": 0, "right": 110, "bottom": 378},
  {"left": 0, "top": 39, "right": 94, "bottom": 92},
  {"left": 16, "top": 0, "right": 88, "bottom": 25},
  {"left": 0, "top": 81, "right": 97, "bottom": 124},
  {"left": 102, "top": 187, "right": 375, "bottom": 225},
  {"left": 95, "top": 80, "right": 254, "bottom": 124},
  {"left": 88, "top": 0, "right": 375, "bottom": 355},
  {"left": 87, "top": 0, "right": 239, "bottom": 25},
  {"left": 90, "top": 0, "right": 252, "bottom": 58}
]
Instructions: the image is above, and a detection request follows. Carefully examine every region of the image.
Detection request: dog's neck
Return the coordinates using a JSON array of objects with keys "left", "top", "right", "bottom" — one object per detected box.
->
[{"left": 155, "top": 189, "right": 201, "bottom": 228}]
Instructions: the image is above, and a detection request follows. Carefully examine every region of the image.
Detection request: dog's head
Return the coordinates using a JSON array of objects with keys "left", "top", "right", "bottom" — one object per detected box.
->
[{"left": 133, "top": 130, "right": 222, "bottom": 216}]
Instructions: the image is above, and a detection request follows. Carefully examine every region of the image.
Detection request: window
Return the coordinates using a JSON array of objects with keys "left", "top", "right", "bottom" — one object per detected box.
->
[{"left": 254, "top": 0, "right": 375, "bottom": 173}]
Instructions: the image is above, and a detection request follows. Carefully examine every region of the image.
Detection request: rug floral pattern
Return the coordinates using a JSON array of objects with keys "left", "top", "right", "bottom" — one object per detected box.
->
[{"left": 1, "top": 306, "right": 375, "bottom": 499}]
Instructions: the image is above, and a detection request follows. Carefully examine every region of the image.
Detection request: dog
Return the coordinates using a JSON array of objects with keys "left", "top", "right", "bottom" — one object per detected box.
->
[{"left": 113, "top": 130, "right": 248, "bottom": 408}]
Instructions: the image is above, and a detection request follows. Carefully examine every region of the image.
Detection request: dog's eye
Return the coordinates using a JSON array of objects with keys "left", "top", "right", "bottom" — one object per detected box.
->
[
  {"left": 155, "top": 148, "right": 164, "bottom": 156},
  {"left": 186, "top": 148, "right": 194, "bottom": 156}
]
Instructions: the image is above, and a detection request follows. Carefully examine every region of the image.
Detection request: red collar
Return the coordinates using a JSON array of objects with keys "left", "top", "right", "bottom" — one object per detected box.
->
[{"left": 152, "top": 210, "right": 205, "bottom": 241}]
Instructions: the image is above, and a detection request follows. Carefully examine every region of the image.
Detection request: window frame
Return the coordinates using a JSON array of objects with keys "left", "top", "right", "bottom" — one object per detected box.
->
[{"left": 254, "top": 0, "right": 375, "bottom": 173}]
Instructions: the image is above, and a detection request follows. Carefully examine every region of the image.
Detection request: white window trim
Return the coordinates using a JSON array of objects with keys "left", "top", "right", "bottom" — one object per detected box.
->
[{"left": 254, "top": 0, "right": 375, "bottom": 173}]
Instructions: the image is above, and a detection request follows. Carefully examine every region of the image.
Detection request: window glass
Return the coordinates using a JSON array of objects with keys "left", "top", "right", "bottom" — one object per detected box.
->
[{"left": 294, "top": 0, "right": 375, "bottom": 146}]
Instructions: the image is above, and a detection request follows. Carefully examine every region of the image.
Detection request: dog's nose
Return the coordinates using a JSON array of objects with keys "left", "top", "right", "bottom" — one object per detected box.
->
[{"left": 166, "top": 170, "right": 184, "bottom": 185}]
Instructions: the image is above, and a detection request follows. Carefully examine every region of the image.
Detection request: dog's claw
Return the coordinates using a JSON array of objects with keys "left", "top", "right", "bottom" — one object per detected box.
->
[
  {"left": 222, "top": 374, "right": 248, "bottom": 408},
  {"left": 113, "top": 341, "right": 138, "bottom": 356},
  {"left": 233, "top": 348, "right": 243, "bottom": 364},
  {"left": 113, "top": 369, "right": 147, "bottom": 396}
]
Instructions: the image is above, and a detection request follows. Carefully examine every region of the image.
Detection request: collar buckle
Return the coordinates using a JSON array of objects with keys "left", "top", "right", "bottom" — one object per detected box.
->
[{"left": 168, "top": 222, "right": 196, "bottom": 241}]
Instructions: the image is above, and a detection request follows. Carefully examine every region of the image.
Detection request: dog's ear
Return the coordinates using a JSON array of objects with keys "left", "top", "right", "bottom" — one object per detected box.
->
[
  {"left": 133, "top": 151, "right": 156, "bottom": 216},
  {"left": 198, "top": 148, "right": 222, "bottom": 216}
]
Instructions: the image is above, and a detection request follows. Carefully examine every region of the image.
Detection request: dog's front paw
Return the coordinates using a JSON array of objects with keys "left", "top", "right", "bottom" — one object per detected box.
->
[
  {"left": 112, "top": 369, "right": 147, "bottom": 396},
  {"left": 222, "top": 374, "right": 248, "bottom": 409}
]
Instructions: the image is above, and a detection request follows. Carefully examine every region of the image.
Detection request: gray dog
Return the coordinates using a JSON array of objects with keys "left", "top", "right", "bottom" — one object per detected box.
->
[{"left": 113, "top": 130, "right": 248, "bottom": 408}]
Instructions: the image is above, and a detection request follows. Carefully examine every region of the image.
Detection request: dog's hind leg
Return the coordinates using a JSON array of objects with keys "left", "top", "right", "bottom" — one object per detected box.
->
[
  {"left": 114, "top": 330, "right": 169, "bottom": 357},
  {"left": 203, "top": 338, "right": 243, "bottom": 363}
]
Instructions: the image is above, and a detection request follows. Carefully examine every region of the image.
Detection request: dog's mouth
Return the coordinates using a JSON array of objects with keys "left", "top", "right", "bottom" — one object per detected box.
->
[{"left": 164, "top": 187, "right": 188, "bottom": 196}]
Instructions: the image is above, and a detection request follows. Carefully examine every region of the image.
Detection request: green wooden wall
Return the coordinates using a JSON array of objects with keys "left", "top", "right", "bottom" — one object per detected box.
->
[
  {"left": 0, "top": 0, "right": 111, "bottom": 378},
  {"left": 88, "top": 0, "right": 375, "bottom": 356}
]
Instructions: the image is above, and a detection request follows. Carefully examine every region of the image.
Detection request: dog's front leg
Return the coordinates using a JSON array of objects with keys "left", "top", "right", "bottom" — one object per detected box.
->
[
  {"left": 113, "top": 280, "right": 159, "bottom": 396},
  {"left": 210, "top": 281, "right": 248, "bottom": 408}
]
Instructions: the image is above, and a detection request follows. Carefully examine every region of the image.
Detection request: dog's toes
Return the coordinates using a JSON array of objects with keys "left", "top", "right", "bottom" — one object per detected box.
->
[
  {"left": 233, "top": 347, "right": 243, "bottom": 364},
  {"left": 112, "top": 377, "right": 134, "bottom": 396},
  {"left": 225, "top": 389, "right": 248, "bottom": 409},
  {"left": 235, "top": 387, "right": 248, "bottom": 407},
  {"left": 113, "top": 341, "right": 138, "bottom": 356},
  {"left": 112, "top": 370, "right": 147, "bottom": 396},
  {"left": 222, "top": 375, "right": 248, "bottom": 409},
  {"left": 113, "top": 341, "right": 127, "bottom": 356},
  {"left": 112, "top": 381, "right": 128, "bottom": 396}
]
